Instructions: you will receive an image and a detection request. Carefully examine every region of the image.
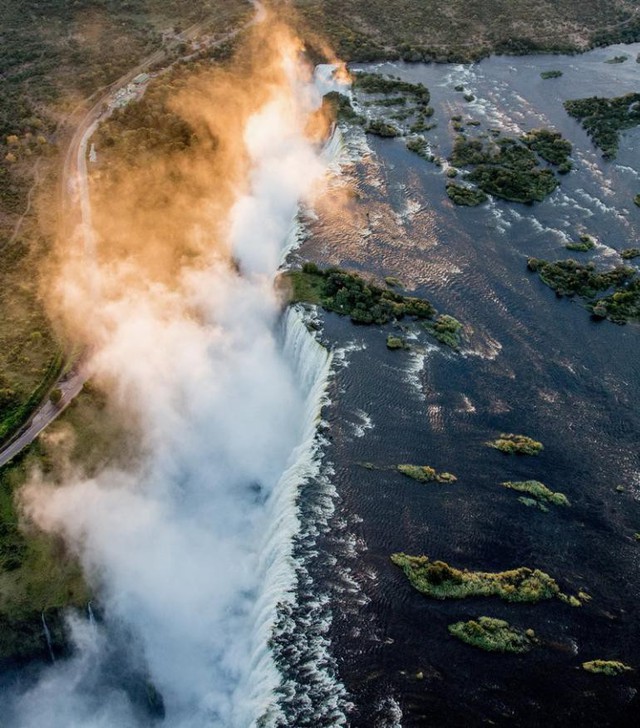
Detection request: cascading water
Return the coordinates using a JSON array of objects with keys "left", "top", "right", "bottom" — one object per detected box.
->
[{"left": 41, "top": 613, "right": 55, "bottom": 664}]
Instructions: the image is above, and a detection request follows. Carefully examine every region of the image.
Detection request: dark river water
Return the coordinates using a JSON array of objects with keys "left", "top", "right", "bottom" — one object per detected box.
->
[{"left": 289, "top": 43, "right": 640, "bottom": 727}]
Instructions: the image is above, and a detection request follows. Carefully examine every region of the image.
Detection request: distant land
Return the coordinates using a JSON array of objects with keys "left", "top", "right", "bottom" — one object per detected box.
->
[{"left": 292, "top": 0, "right": 640, "bottom": 61}]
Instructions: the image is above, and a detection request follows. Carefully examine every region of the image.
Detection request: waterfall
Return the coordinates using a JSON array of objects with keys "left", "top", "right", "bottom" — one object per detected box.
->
[
  {"left": 41, "top": 612, "right": 55, "bottom": 664},
  {"left": 232, "top": 303, "right": 335, "bottom": 726},
  {"left": 87, "top": 601, "right": 96, "bottom": 627}
]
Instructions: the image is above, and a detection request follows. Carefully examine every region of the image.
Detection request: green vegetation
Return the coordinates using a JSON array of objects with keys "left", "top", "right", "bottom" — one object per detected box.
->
[
  {"left": 527, "top": 257, "right": 640, "bottom": 323},
  {"left": 446, "top": 183, "right": 488, "bottom": 207},
  {"left": 518, "top": 496, "right": 549, "bottom": 512},
  {"left": 0, "top": 382, "right": 132, "bottom": 664},
  {"left": 449, "top": 134, "right": 566, "bottom": 204},
  {"left": 566, "top": 234, "right": 595, "bottom": 252},
  {"left": 541, "top": 70, "right": 563, "bottom": 79},
  {"left": 391, "top": 553, "right": 575, "bottom": 604},
  {"left": 397, "top": 465, "right": 457, "bottom": 483},
  {"left": 351, "top": 73, "right": 431, "bottom": 137},
  {"left": 604, "top": 55, "right": 628, "bottom": 64},
  {"left": 406, "top": 136, "right": 432, "bottom": 160},
  {"left": 564, "top": 93, "right": 640, "bottom": 159},
  {"left": 366, "top": 119, "right": 400, "bottom": 137},
  {"left": 521, "top": 129, "right": 572, "bottom": 172},
  {"left": 352, "top": 73, "right": 430, "bottom": 105},
  {"left": 487, "top": 433, "right": 544, "bottom": 455},
  {"left": 0, "top": 0, "right": 250, "bottom": 450},
  {"left": 502, "top": 480, "right": 570, "bottom": 507},
  {"left": 634, "top": 194, "right": 640, "bottom": 207},
  {"left": 582, "top": 660, "right": 633, "bottom": 675},
  {"left": 424, "top": 314, "right": 464, "bottom": 348},
  {"left": 448, "top": 617, "right": 536, "bottom": 653},
  {"left": 294, "top": 0, "right": 640, "bottom": 64},
  {"left": 283, "top": 263, "right": 435, "bottom": 325},
  {"left": 386, "top": 335, "right": 406, "bottom": 350},
  {"left": 621, "top": 248, "right": 640, "bottom": 260},
  {"left": 324, "top": 91, "right": 362, "bottom": 124}
]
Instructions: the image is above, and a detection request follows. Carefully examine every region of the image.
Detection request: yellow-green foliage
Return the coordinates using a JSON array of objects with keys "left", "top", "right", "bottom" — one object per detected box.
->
[
  {"left": 448, "top": 616, "right": 536, "bottom": 653},
  {"left": 582, "top": 660, "right": 633, "bottom": 675},
  {"left": 0, "top": 383, "right": 131, "bottom": 662},
  {"left": 487, "top": 433, "right": 543, "bottom": 455},
  {"left": 391, "top": 553, "right": 573, "bottom": 603},
  {"left": 502, "top": 480, "right": 569, "bottom": 507},
  {"left": 386, "top": 335, "right": 406, "bottom": 350},
  {"left": 397, "top": 464, "right": 457, "bottom": 483}
]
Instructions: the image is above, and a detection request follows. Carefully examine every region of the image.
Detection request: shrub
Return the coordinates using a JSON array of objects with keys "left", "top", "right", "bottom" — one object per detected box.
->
[
  {"left": 449, "top": 617, "right": 536, "bottom": 653},
  {"left": 487, "top": 433, "right": 543, "bottom": 455}
]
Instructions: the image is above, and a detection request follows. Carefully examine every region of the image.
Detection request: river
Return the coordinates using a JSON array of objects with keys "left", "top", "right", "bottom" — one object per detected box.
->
[{"left": 281, "top": 43, "right": 640, "bottom": 727}]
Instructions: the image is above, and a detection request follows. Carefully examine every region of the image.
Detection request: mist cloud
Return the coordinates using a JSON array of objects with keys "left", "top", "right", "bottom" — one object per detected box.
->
[{"left": 10, "top": 12, "right": 346, "bottom": 727}]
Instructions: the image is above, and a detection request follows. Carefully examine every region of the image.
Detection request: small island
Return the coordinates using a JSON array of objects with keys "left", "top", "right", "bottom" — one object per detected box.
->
[
  {"left": 487, "top": 433, "right": 544, "bottom": 455},
  {"left": 540, "top": 70, "right": 563, "bottom": 79},
  {"left": 564, "top": 93, "right": 640, "bottom": 158},
  {"left": 282, "top": 263, "right": 435, "bottom": 324},
  {"left": 397, "top": 464, "right": 457, "bottom": 483},
  {"left": 390, "top": 553, "right": 578, "bottom": 604},
  {"left": 423, "top": 314, "right": 464, "bottom": 348},
  {"left": 566, "top": 234, "right": 596, "bottom": 252},
  {"left": 527, "top": 257, "right": 640, "bottom": 323},
  {"left": 448, "top": 132, "right": 570, "bottom": 204},
  {"left": 582, "top": 660, "right": 633, "bottom": 675},
  {"left": 448, "top": 617, "right": 537, "bottom": 653},
  {"left": 502, "top": 480, "right": 570, "bottom": 507},
  {"left": 282, "top": 264, "right": 464, "bottom": 348}
]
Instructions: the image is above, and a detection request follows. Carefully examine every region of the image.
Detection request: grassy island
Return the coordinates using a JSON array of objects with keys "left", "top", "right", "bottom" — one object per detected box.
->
[
  {"left": 391, "top": 553, "right": 576, "bottom": 604},
  {"left": 386, "top": 334, "right": 407, "bottom": 350},
  {"left": 283, "top": 265, "right": 464, "bottom": 347},
  {"left": 634, "top": 194, "right": 640, "bottom": 207},
  {"left": 582, "top": 660, "right": 633, "bottom": 675},
  {"left": 487, "top": 433, "right": 543, "bottom": 455},
  {"left": 283, "top": 264, "right": 435, "bottom": 325},
  {"left": 540, "top": 70, "right": 563, "bottom": 79},
  {"left": 502, "top": 480, "right": 570, "bottom": 507},
  {"left": 397, "top": 464, "right": 457, "bottom": 483},
  {"left": 446, "top": 183, "right": 488, "bottom": 206},
  {"left": 449, "top": 133, "right": 567, "bottom": 204},
  {"left": 423, "top": 314, "right": 464, "bottom": 348},
  {"left": 564, "top": 93, "right": 640, "bottom": 159},
  {"left": 621, "top": 248, "right": 640, "bottom": 260},
  {"left": 604, "top": 55, "right": 628, "bottom": 64},
  {"left": 527, "top": 257, "right": 640, "bottom": 323},
  {"left": 448, "top": 617, "right": 537, "bottom": 653}
]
